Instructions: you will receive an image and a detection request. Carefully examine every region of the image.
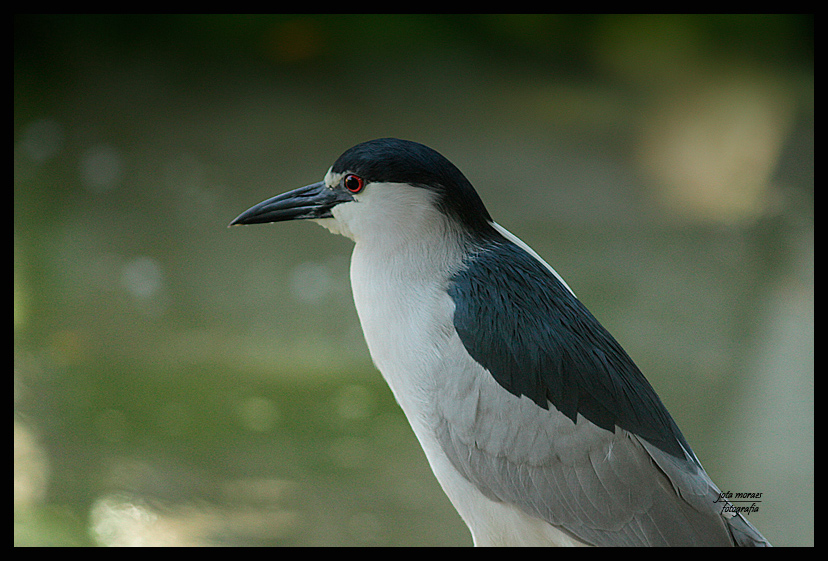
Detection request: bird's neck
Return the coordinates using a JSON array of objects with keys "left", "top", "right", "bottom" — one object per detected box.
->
[{"left": 348, "top": 226, "right": 467, "bottom": 420}]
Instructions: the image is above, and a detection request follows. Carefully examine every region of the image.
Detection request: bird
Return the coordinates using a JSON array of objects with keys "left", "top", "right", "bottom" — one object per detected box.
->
[{"left": 230, "top": 138, "right": 771, "bottom": 547}]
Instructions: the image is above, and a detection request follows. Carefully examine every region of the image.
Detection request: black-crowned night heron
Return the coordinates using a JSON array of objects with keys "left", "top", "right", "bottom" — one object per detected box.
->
[{"left": 230, "top": 138, "right": 770, "bottom": 547}]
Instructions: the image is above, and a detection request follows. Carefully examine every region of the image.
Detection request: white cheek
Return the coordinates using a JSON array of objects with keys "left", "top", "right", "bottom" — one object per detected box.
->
[{"left": 314, "top": 206, "right": 356, "bottom": 240}]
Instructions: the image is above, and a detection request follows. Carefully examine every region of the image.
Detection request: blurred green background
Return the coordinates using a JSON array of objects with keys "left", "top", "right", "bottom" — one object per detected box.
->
[{"left": 14, "top": 15, "right": 813, "bottom": 546}]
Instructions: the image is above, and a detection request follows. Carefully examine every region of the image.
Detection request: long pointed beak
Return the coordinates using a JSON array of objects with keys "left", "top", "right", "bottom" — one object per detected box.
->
[{"left": 229, "top": 181, "right": 353, "bottom": 226}]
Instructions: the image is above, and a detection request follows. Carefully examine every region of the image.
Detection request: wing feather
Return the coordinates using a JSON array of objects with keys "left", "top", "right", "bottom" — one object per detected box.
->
[{"left": 438, "top": 231, "right": 769, "bottom": 545}]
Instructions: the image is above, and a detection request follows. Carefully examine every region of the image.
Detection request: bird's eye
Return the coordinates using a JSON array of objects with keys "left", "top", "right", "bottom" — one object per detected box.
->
[{"left": 344, "top": 174, "right": 365, "bottom": 193}]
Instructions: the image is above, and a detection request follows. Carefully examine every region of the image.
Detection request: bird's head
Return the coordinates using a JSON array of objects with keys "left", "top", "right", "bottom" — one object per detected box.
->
[{"left": 230, "top": 138, "right": 495, "bottom": 244}]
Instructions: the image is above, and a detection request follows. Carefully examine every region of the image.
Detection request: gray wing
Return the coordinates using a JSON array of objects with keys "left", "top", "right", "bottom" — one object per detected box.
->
[
  {"left": 434, "top": 344, "right": 767, "bottom": 546},
  {"left": 442, "top": 235, "right": 769, "bottom": 546}
]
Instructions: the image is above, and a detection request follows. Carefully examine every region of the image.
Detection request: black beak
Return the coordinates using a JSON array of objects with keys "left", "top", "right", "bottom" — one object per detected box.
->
[{"left": 229, "top": 181, "right": 353, "bottom": 226}]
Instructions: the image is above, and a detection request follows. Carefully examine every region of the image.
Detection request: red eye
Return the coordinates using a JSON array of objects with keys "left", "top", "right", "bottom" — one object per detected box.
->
[{"left": 344, "top": 174, "right": 365, "bottom": 193}]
